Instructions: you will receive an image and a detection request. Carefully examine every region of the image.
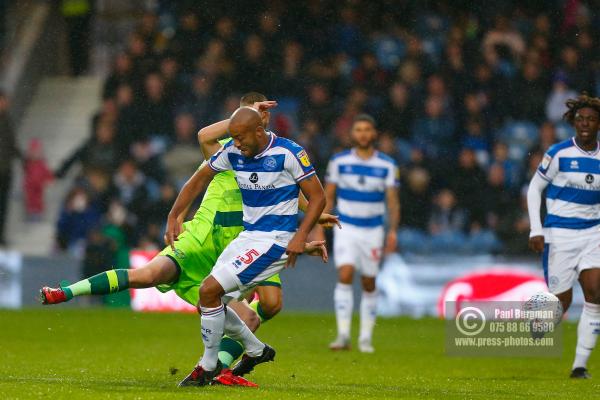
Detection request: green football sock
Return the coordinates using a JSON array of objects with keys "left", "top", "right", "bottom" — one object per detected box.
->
[
  {"left": 218, "top": 336, "right": 244, "bottom": 368},
  {"left": 249, "top": 299, "right": 270, "bottom": 322},
  {"left": 62, "top": 269, "right": 129, "bottom": 300}
]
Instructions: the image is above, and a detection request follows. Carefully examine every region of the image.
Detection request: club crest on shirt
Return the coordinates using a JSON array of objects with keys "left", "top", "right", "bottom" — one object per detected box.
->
[
  {"left": 541, "top": 154, "right": 551, "bottom": 170},
  {"left": 297, "top": 150, "right": 311, "bottom": 167},
  {"left": 263, "top": 156, "right": 277, "bottom": 171}
]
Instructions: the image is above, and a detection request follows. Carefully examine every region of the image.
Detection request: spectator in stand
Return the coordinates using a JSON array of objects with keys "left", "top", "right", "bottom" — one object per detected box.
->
[
  {"left": 401, "top": 166, "right": 433, "bottom": 231},
  {"left": 352, "top": 52, "right": 388, "bottom": 96},
  {"left": 56, "top": 187, "right": 101, "bottom": 257},
  {"left": 127, "top": 32, "right": 156, "bottom": 84},
  {"left": 299, "top": 83, "right": 337, "bottom": 132},
  {"left": 159, "top": 54, "right": 184, "bottom": 106},
  {"left": 429, "top": 189, "right": 468, "bottom": 253},
  {"left": 546, "top": 73, "right": 578, "bottom": 123},
  {"left": 449, "top": 148, "right": 488, "bottom": 231},
  {"left": 114, "top": 83, "right": 137, "bottom": 150},
  {"left": 380, "top": 82, "right": 414, "bottom": 141},
  {"left": 103, "top": 53, "right": 134, "bottom": 99},
  {"left": 511, "top": 61, "right": 548, "bottom": 122},
  {"left": 56, "top": 120, "right": 122, "bottom": 179},
  {"left": 461, "top": 116, "right": 490, "bottom": 167},
  {"left": 411, "top": 95, "right": 455, "bottom": 161},
  {"left": 491, "top": 142, "right": 520, "bottom": 190},
  {"left": 170, "top": 10, "right": 204, "bottom": 74},
  {"left": 162, "top": 112, "right": 201, "bottom": 188},
  {"left": 132, "top": 72, "right": 173, "bottom": 148},
  {"left": 108, "top": 160, "right": 149, "bottom": 221},
  {"left": 529, "top": 121, "right": 558, "bottom": 154},
  {"left": 485, "top": 163, "right": 515, "bottom": 231},
  {"left": 23, "top": 138, "right": 53, "bottom": 221},
  {"left": 237, "top": 35, "right": 270, "bottom": 92},
  {"left": 275, "top": 41, "right": 306, "bottom": 98}
]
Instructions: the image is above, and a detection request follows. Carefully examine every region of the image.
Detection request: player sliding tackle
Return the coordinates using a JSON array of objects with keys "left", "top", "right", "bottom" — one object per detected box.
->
[
  {"left": 40, "top": 97, "right": 334, "bottom": 387},
  {"left": 167, "top": 106, "right": 326, "bottom": 385}
]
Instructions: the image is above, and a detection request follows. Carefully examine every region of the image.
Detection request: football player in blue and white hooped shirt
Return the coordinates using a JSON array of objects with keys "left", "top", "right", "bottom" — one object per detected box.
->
[
  {"left": 324, "top": 114, "right": 400, "bottom": 353},
  {"left": 166, "top": 107, "right": 326, "bottom": 380},
  {"left": 527, "top": 95, "right": 600, "bottom": 379}
]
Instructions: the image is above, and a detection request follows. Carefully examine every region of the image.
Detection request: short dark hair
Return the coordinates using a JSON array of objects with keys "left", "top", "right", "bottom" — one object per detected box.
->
[
  {"left": 353, "top": 113, "right": 376, "bottom": 128},
  {"left": 563, "top": 93, "right": 600, "bottom": 125},
  {"left": 240, "top": 92, "right": 267, "bottom": 106}
]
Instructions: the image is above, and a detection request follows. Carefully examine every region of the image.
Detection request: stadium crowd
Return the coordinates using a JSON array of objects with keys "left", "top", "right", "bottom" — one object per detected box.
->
[{"left": 50, "top": 0, "right": 600, "bottom": 266}]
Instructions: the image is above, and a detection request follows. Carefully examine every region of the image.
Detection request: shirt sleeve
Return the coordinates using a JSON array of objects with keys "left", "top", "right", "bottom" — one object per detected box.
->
[
  {"left": 208, "top": 145, "right": 232, "bottom": 172},
  {"left": 537, "top": 151, "right": 558, "bottom": 182},
  {"left": 325, "top": 158, "right": 338, "bottom": 185},
  {"left": 386, "top": 162, "right": 400, "bottom": 188},
  {"left": 286, "top": 144, "right": 316, "bottom": 182},
  {"left": 527, "top": 172, "right": 550, "bottom": 237}
]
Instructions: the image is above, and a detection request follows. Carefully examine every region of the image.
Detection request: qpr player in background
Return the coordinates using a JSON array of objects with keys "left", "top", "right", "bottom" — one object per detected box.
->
[
  {"left": 166, "top": 107, "right": 326, "bottom": 385},
  {"left": 528, "top": 94, "right": 600, "bottom": 379},
  {"left": 324, "top": 114, "right": 400, "bottom": 353}
]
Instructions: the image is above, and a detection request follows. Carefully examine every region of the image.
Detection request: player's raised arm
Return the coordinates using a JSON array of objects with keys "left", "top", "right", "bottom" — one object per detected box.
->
[
  {"left": 198, "top": 120, "right": 230, "bottom": 160},
  {"left": 165, "top": 164, "right": 218, "bottom": 249}
]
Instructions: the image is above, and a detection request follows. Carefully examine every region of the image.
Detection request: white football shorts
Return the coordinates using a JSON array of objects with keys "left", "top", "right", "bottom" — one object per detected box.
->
[
  {"left": 543, "top": 232, "right": 600, "bottom": 294},
  {"left": 211, "top": 230, "right": 288, "bottom": 295},
  {"left": 333, "top": 224, "right": 384, "bottom": 277}
]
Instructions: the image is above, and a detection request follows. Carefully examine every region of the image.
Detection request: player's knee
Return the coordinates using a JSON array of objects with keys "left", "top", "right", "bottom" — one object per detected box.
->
[
  {"left": 584, "top": 286, "right": 600, "bottom": 304},
  {"left": 361, "top": 277, "right": 376, "bottom": 292},
  {"left": 260, "top": 297, "right": 283, "bottom": 319},
  {"left": 338, "top": 266, "right": 354, "bottom": 284},
  {"left": 199, "top": 277, "right": 223, "bottom": 306}
]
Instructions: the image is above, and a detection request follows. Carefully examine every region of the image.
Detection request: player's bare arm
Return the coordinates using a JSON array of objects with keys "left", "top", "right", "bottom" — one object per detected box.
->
[
  {"left": 165, "top": 164, "right": 217, "bottom": 249},
  {"left": 384, "top": 187, "right": 400, "bottom": 254},
  {"left": 198, "top": 120, "right": 230, "bottom": 160},
  {"left": 323, "top": 182, "right": 337, "bottom": 214},
  {"left": 286, "top": 175, "right": 326, "bottom": 267}
]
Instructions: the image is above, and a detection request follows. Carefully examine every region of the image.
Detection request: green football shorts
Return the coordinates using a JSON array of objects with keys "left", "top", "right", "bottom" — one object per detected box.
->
[{"left": 156, "top": 224, "right": 282, "bottom": 306}]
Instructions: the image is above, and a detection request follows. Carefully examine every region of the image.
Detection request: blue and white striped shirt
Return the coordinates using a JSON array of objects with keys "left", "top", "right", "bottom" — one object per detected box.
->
[
  {"left": 326, "top": 149, "right": 399, "bottom": 228},
  {"left": 538, "top": 138, "right": 600, "bottom": 241},
  {"left": 208, "top": 132, "right": 315, "bottom": 239}
]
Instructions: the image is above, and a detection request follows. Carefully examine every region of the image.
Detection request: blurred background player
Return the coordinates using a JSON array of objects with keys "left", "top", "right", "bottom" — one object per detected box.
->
[
  {"left": 324, "top": 114, "right": 400, "bottom": 353},
  {"left": 528, "top": 94, "right": 600, "bottom": 379}
]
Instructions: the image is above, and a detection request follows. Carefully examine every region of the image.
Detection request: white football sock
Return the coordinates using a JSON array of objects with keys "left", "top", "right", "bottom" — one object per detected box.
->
[
  {"left": 573, "top": 302, "right": 600, "bottom": 370},
  {"left": 198, "top": 304, "right": 225, "bottom": 371},
  {"left": 223, "top": 306, "right": 264, "bottom": 357},
  {"left": 334, "top": 283, "right": 353, "bottom": 339},
  {"left": 359, "top": 290, "right": 378, "bottom": 343}
]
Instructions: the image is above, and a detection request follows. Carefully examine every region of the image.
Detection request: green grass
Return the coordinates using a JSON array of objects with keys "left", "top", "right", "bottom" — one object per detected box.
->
[{"left": 1, "top": 309, "right": 599, "bottom": 399}]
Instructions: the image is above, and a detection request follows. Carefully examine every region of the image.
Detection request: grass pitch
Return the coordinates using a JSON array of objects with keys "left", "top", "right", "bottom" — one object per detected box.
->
[{"left": 1, "top": 309, "right": 599, "bottom": 399}]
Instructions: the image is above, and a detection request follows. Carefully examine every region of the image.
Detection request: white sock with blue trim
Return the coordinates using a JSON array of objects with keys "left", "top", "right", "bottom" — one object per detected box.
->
[
  {"left": 224, "top": 306, "right": 264, "bottom": 357},
  {"left": 573, "top": 302, "right": 600, "bottom": 370},
  {"left": 199, "top": 304, "right": 225, "bottom": 370},
  {"left": 334, "top": 283, "right": 353, "bottom": 339}
]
